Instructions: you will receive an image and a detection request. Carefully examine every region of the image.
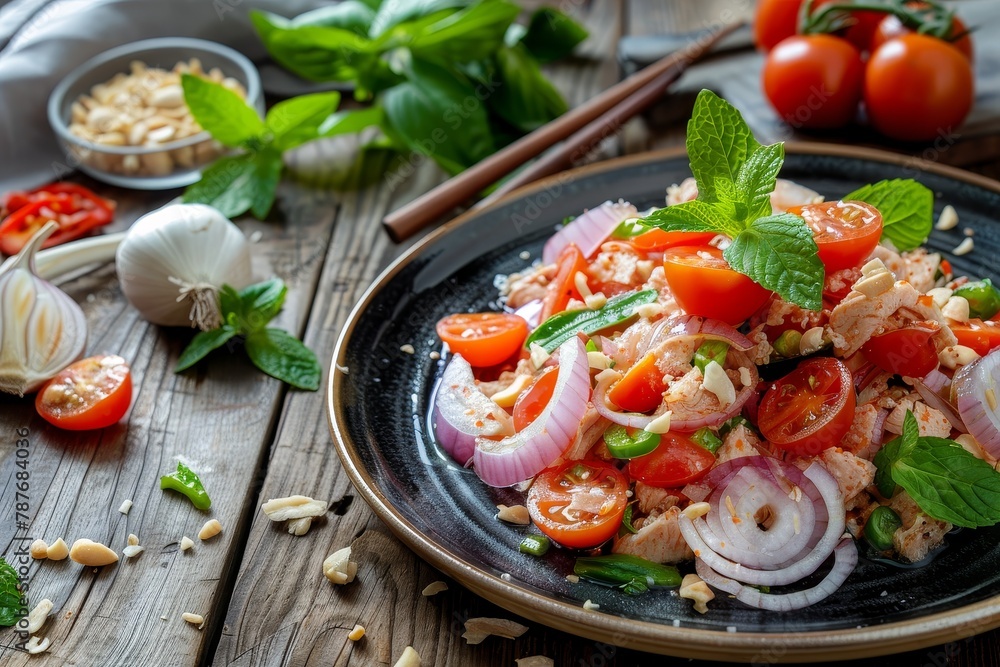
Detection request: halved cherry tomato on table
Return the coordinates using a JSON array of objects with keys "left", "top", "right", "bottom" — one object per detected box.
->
[
  {"left": 862, "top": 323, "right": 940, "bottom": 377},
  {"left": 788, "top": 200, "right": 882, "bottom": 272},
  {"left": 541, "top": 244, "right": 588, "bottom": 320},
  {"left": 35, "top": 354, "right": 133, "bottom": 430},
  {"left": 951, "top": 319, "right": 1000, "bottom": 356},
  {"left": 758, "top": 357, "right": 856, "bottom": 456},
  {"left": 762, "top": 34, "right": 864, "bottom": 129},
  {"left": 608, "top": 353, "right": 665, "bottom": 413},
  {"left": 513, "top": 367, "right": 559, "bottom": 431},
  {"left": 527, "top": 459, "right": 629, "bottom": 548},
  {"left": 626, "top": 432, "right": 716, "bottom": 488},
  {"left": 1, "top": 182, "right": 115, "bottom": 255},
  {"left": 871, "top": 3, "right": 972, "bottom": 61},
  {"left": 627, "top": 229, "right": 717, "bottom": 253},
  {"left": 436, "top": 313, "right": 528, "bottom": 368},
  {"left": 661, "top": 245, "right": 772, "bottom": 326}
]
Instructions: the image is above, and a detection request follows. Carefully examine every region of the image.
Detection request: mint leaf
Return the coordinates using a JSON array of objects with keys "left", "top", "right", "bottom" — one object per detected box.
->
[
  {"left": 736, "top": 142, "right": 783, "bottom": 221},
  {"left": 175, "top": 326, "right": 238, "bottom": 372},
  {"left": 319, "top": 107, "right": 385, "bottom": 137},
  {"left": 288, "top": 1, "right": 376, "bottom": 34},
  {"left": 219, "top": 285, "right": 243, "bottom": 326},
  {"left": 686, "top": 89, "right": 761, "bottom": 205},
  {"left": 901, "top": 409, "right": 920, "bottom": 455},
  {"left": 874, "top": 435, "right": 902, "bottom": 498},
  {"left": 519, "top": 7, "right": 589, "bottom": 63},
  {"left": 401, "top": 1, "right": 521, "bottom": 61},
  {"left": 245, "top": 328, "right": 321, "bottom": 390},
  {"left": 0, "top": 559, "right": 22, "bottom": 627},
  {"left": 266, "top": 91, "right": 341, "bottom": 151},
  {"left": 640, "top": 199, "right": 743, "bottom": 238},
  {"left": 843, "top": 179, "right": 933, "bottom": 251},
  {"left": 724, "top": 214, "right": 823, "bottom": 310},
  {"left": 182, "top": 154, "right": 259, "bottom": 217},
  {"left": 180, "top": 74, "right": 265, "bottom": 147},
  {"left": 369, "top": 0, "right": 471, "bottom": 37},
  {"left": 239, "top": 278, "right": 287, "bottom": 331},
  {"left": 248, "top": 148, "right": 284, "bottom": 219}
]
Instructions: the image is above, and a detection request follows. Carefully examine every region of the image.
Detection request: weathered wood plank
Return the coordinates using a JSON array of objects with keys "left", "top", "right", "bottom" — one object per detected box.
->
[{"left": 0, "top": 180, "right": 339, "bottom": 666}]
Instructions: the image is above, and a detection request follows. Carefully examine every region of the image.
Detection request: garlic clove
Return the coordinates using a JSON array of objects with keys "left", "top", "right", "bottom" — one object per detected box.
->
[{"left": 0, "top": 223, "right": 88, "bottom": 396}]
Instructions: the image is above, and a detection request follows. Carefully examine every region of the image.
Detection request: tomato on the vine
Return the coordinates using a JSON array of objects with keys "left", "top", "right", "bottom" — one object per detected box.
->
[
  {"left": 527, "top": 459, "right": 629, "bottom": 549},
  {"left": 788, "top": 200, "right": 882, "bottom": 272},
  {"left": 758, "top": 357, "right": 856, "bottom": 456},
  {"left": 661, "top": 245, "right": 772, "bottom": 326},
  {"left": 763, "top": 34, "right": 864, "bottom": 129},
  {"left": 864, "top": 34, "right": 974, "bottom": 142},
  {"left": 753, "top": 0, "right": 836, "bottom": 51},
  {"left": 871, "top": 4, "right": 972, "bottom": 61}
]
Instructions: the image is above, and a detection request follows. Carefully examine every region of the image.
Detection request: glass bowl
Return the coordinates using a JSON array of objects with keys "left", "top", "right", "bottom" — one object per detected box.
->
[{"left": 47, "top": 37, "right": 263, "bottom": 190}]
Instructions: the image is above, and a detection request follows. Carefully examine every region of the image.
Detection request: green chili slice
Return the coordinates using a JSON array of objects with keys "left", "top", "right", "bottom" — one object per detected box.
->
[
  {"left": 953, "top": 279, "right": 1000, "bottom": 320},
  {"left": 519, "top": 534, "right": 551, "bottom": 557},
  {"left": 160, "top": 461, "right": 211, "bottom": 510},
  {"left": 864, "top": 506, "right": 903, "bottom": 552},
  {"left": 692, "top": 340, "right": 729, "bottom": 374},
  {"left": 690, "top": 427, "right": 723, "bottom": 454},
  {"left": 772, "top": 329, "right": 802, "bottom": 358},
  {"left": 573, "top": 554, "right": 681, "bottom": 593},
  {"left": 604, "top": 424, "right": 660, "bottom": 459},
  {"left": 526, "top": 290, "right": 658, "bottom": 353}
]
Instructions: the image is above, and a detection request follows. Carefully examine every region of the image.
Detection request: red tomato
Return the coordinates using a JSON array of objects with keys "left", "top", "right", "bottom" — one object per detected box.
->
[
  {"left": 754, "top": 0, "right": 837, "bottom": 51},
  {"left": 871, "top": 5, "right": 972, "bottom": 61},
  {"left": 758, "top": 357, "right": 856, "bottom": 456},
  {"left": 513, "top": 367, "right": 558, "bottom": 431},
  {"left": 541, "top": 244, "right": 588, "bottom": 320},
  {"left": 762, "top": 34, "right": 864, "bottom": 129},
  {"left": 0, "top": 183, "right": 115, "bottom": 255},
  {"left": 861, "top": 324, "right": 940, "bottom": 378},
  {"left": 864, "top": 34, "right": 974, "bottom": 142},
  {"left": 951, "top": 319, "right": 1000, "bottom": 356},
  {"left": 436, "top": 313, "right": 528, "bottom": 368},
  {"left": 661, "top": 245, "right": 772, "bottom": 326},
  {"left": 35, "top": 355, "right": 133, "bottom": 430},
  {"left": 627, "top": 432, "right": 716, "bottom": 488},
  {"left": 788, "top": 200, "right": 883, "bottom": 272},
  {"left": 628, "top": 229, "right": 717, "bottom": 253},
  {"left": 527, "top": 459, "right": 629, "bottom": 548},
  {"left": 608, "top": 353, "right": 665, "bottom": 413},
  {"left": 843, "top": 10, "right": 889, "bottom": 51}
]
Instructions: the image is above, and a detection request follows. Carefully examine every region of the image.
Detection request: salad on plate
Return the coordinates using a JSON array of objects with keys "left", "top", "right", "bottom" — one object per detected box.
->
[{"left": 431, "top": 90, "right": 1000, "bottom": 614}]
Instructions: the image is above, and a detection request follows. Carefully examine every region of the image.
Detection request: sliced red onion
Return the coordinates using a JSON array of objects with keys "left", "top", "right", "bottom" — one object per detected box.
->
[
  {"left": 695, "top": 537, "right": 858, "bottom": 611},
  {"left": 645, "top": 314, "right": 755, "bottom": 353},
  {"left": 921, "top": 368, "right": 951, "bottom": 393},
  {"left": 473, "top": 337, "right": 591, "bottom": 486},
  {"left": 433, "top": 355, "right": 514, "bottom": 466},
  {"left": 872, "top": 408, "right": 889, "bottom": 447},
  {"left": 592, "top": 372, "right": 661, "bottom": 429},
  {"left": 913, "top": 378, "right": 968, "bottom": 434},
  {"left": 542, "top": 201, "right": 638, "bottom": 265},
  {"left": 954, "top": 349, "right": 1000, "bottom": 457},
  {"left": 513, "top": 299, "right": 543, "bottom": 329}
]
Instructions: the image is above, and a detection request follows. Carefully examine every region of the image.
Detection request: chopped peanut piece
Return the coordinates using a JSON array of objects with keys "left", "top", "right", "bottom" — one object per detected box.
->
[
  {"left": 393, "top": 646, "right": 421, "bottom": 667},
  {"left": 287, "top": 517, "right": 313, "bottom": 536},
  {"left": 30, "top": 539, "right": 48, "bottom": 559},
  {"left": 348, "top": 624, "right": 366, "bottom": 641},
  {"left": 421, "top": 581, "right": 449, "bottom": 596},
  {"left": 323, "top": 546, "right": 358, "bottom": 585},
  {"left": 46, "top": 538, "right": 69, "bottom": 561},
  {"left": 180, "top": 536, "right": 195, "bottom": 551},
  {"left": 490, "top": 374, "right": 532, "bottom": 408},
  {"left": 119, "top": 499, "right": 133, "bottom": 515},
  {"left": 27, "top": 599, "right": 53, "bottom": 634},
  {"left": 261, "top": 495, "right": 329, "bottom": 521},
  {"left": 199, "top": 519, "right": 222, "bottom": 541},
  {"left": 496, "top": 504, "right": 530, "bottom": 525},
  {"left": 69, "top": 539, "right": 119, "bottom": 566},
  {"left": 680, "top": 573, "right": 715, "bottom": 614},
  {"left": 462, "top": 617, "right": 529, "bottom": 645},
  {"left": 516, "top": 657, "right": 554, "bottom": 667},
  {"left": 123, "top": 545, "right": 145, "bottom": 558},
  {"left": 582, "top": 600, "right": 600, "bottom": 611},
  {"left": 182, "top": 612, "right": 205, "bottom": 627},
  {"left": 25, "top": 636, "right": 50, "bottom": 655},
  {"left": 127, "top": 534, "right": 139, "bottom": 547}
]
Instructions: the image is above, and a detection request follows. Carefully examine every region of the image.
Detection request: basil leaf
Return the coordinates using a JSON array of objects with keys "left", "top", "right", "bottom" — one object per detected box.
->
[
  {"left": 369, "top": 0, "right": 472, "bottom": 37},
  {"left": 843, "top": 179, "right": 933, "bottom": 251},
  {"left": 266, "top": 92, "right": 341, "bottom": 151},
  {"left": 289, "top": 1, "right": 376, "bottom": 34},
  {"left": 489, "top": 44, "right": 568, "bottom": 132},
  {"left": 0, "top": 559, "right": 22, "bottom": 627},
  {"left": 249, "top": 147, "right": 285, "bottom": 220},
  {"left": 724, "top": 214, "right": 824, "bottom": 311},
  {"left": 686, "top": 89, "right": 761, "bottom": 205},
  {"left": 319, "top": 107, "right": 385, "bottom": 137},
  {"left": 239, "top": 278, "right": 287, "bottom": 331},
  {"left": 175, "top": 326, "right": 238, "bottom": 372},
  {"left": 527, "top": 289, "right": 658, "bottom": 353},
  {"left": 245, "top": 328, "right": 321, "bottom": 391},
  {"left": 892, "top": 437, "right": 1000, "bottom": 528},
  {"left": 180, "top": 74, "right": 265, "bottom": 147},
  {"left": 402, "top": 1, "right": 520, "bottom": 60},
  {"left": 382, "top": 59, "right": 495, "bottom": 175},
  {"left": 519, "top": 7, "right": 589, "bottom": 63},
  {"left": 640, "top": 198, "right": 742, "bottom": 238},
  {"left": 735, "top": 141, "right": 784, "bottom": 221},
  {"left": 182, "top": 154, "right": 259, "bottom": 218}
]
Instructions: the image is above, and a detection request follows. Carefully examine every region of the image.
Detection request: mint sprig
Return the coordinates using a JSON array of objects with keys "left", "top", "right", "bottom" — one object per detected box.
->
[
  {"left": 175, "top": 278, "right": 321, "bottom": 391},
  {"left": 843, "top": 178, "right": 934, "bottom": 251},
  {"left": 0, "top": 558, "right": 23, "bottom": 627},
  {"left": 640, "top": 90, "right": 823, "bottom": 311},
  {"left": 874, "top": 411, "right": 1000, "bottom": 529}
]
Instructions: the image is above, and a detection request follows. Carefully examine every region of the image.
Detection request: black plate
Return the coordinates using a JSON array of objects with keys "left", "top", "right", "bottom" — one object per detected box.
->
[{"left": 328, "top": 144, "right": 1000, "bottom": 662}]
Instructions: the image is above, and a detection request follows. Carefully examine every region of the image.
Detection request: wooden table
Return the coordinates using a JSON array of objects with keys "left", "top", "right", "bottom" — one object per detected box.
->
[{"left": 2, "top": 1, "right": 1000, "bottom": 665}]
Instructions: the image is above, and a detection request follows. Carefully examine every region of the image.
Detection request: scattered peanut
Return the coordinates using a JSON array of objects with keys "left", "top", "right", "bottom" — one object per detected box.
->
[
  {"left": 180, "top": 536, "right": 195, "bottom": 551},
  {"left": 199, "top": 519, "right": 222, "bottom": 541},
  {"left": 182, "top": 612, "right": 205, "bottom": 627},
  {"left": 462, "top": 617, "right": 529, "bottom": 644},
  {"left": 287, "top": 517, "right": 313, "bottom": 536},
  {"left": 953, "top": 238, "right": 975, "bottom": 256},
  {"left": 421, "top": 581, "right": 449, "bottom": 596},
  {"left": 680, "top": 573, "right": 715, "bottom": 614},
  {"left": 69, "top": 539, "right": 119, "bottom": 567},
  {"left": 123, "top": 545, "right": 145, "bottom": 558},
  {"left": 30, "top": 539, "right": 48, "bottom": 559},
  {"left": 582, "top": 600, "right": 600, "bottom": 611},
  {"left": 127, "top": 534, "right": 139, "bottom": 547},
  {"left": 119, "top": 499, "right": 133, "bottom": 515},
  {"left": 323, "top": 546, "right": 358, "bottom": 585},
  {"left": 348, "top": 624, "right": 366, "bottom": 641},
  {"left": 496, "top": 504, "right": 530, "bottom": 525},
  {"left": 27, "top": 599, "right": 53, "bottom": 634},
  {"left": 393, "top": 646, "right": 421, "bottom": 667},
  {"left": 935, "top": 204, "right": 959, "bottom": 231},
  {"left": 261, "top": 495, "right": 329, "bottom": 521},
  {"left": 46, "top": 538, "right": 69, "bottom": 561},
  {"left": 25, "top": 636, "right": 50, "bottom": 655},
  {"left": 516, "top": 657, "right": 554, "bottom": 667}
]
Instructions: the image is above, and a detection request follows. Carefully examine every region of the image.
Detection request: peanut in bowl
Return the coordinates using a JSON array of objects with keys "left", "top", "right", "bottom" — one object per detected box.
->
[{"left": 47, "top": 37, "right": 264, "bottom": 190}]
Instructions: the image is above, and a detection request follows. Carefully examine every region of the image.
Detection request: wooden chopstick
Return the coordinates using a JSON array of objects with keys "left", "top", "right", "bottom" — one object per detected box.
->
[{"left": 382, "top": 21, "right": 743, "bottom": 242}]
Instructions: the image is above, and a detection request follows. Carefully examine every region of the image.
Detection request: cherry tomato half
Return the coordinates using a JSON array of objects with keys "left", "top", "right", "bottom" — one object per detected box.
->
[
  {"left": 951, "top": 319, "right": 1000, "bottom": 356},
  {"left": 608, "top": 353, "right": 665, "bottom": 414},
  {"left": 864, "top": 34, "right": 974, "bottom": 142},
  {"left": 513, "top": 367, "right": 558, "bottom": 431},
  {"left": 788, "top": 200, "right": 883, "bottom": 272},
  {"left": 627, "top": 229, "right": 717, "bottom": 253},
  {"left": 0, "top": 183, "right": 115, "bottom": 255},
  {"left": 626, "top": 432, "right": 716, "bottom": 488},
  {"left": 661, "top": 245, "right": 772, "bottom": 326},
  {"left": 527, "top": 459, "right": 629, "bottom": 549},
  {"left": 861, "top": 323, "right": 940, "bottom": 378},
  {"left": 436, "top": 313, "right": 528, "bottom": 368},
  {"left": 541, "top": 244, "right": 588, "bottom": 321},
  {"left": 871, "top": 4, "right": 972, "bottom": 61},
  {"left": 35, "top": 354, "right": 133, "bottom": 430},
  {"left": 763, "top": 34, "right": 864, "bottom": 129},
  {"left": 758, "top": 357, "right": 856, "bottom": 456}
]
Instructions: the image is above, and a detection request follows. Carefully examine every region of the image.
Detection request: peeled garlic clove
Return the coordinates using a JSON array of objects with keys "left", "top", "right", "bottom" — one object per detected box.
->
[
  {"left": 115, "top": 204, "right": 252, "bottom": 331},
  {"left": 0, "top": 223, "right": 88, "bottom": 396}
]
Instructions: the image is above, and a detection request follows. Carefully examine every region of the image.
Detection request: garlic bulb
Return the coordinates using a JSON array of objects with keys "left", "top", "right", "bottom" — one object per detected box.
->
[
  {"left": 115, "top": 204, "right": 253, "bottom": 330},
  {"left": 0, "top": 222, "right": 88, "bottom": 396}
]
